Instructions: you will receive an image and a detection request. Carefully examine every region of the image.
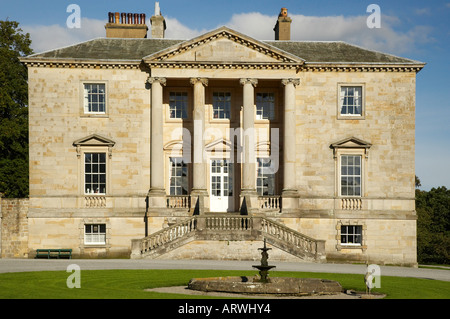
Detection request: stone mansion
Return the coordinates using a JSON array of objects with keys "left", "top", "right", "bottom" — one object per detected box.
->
[{"left": 16, "top": 6, "right": 424, "bottom": 265}]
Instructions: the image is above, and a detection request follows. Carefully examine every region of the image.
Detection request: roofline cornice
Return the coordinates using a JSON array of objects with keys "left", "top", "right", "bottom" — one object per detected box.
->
[
  {"left": 19, "top": 57, "right": 141, "bottom": 69},
  {"left": 302, "top": 62, "right": 426, "bottom": 73}
]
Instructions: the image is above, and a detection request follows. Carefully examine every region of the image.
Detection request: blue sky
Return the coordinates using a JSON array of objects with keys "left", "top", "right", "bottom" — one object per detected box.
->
[{"left": 1, "top": 0, "right": 449, "bottom": 190}]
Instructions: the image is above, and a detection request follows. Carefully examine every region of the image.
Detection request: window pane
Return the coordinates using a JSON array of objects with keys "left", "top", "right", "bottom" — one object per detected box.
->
[
  {"left": 340, "top": 155, "right": 361, "bottom": 197},
  {"left": 213, "top": 92, "right": 231, "bottom": 119},
  {"left": 169, "top": 92, "right": 188, "bottom": 119},
  {"left": 85, "top": 153, "right": 106, "bottom": 194},
  {"left": 84, "top": 83, "right": 106, "bottom": 114},
  {"left": 256, "top": 93, "right": 275, "bottom": 120},
  {"left": 170, "top": 157, "right": 188, "bottom": 195},
  {"left": 340, "top": 86, "right": 362, "bottom": 116}
]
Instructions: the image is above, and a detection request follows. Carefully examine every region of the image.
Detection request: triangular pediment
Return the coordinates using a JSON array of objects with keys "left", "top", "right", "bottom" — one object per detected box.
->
[
  {"left": 144, "top": 26, "right": 304, "bottom": 66},
  {"left": 73, "top": 134, "right": 116, "bottom": 147},
  {"left": 205, "top": 138, "right": 234, "bottom": 152},
  {"left": 330, "top": 136, "right": 372, "bottom": 149}
]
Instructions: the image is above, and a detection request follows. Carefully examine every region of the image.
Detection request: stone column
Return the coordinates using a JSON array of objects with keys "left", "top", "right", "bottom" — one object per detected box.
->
[
  {"left": 240, "top": 78, "right": 258, "bottom": 200},
  {"left": 190, "top": 78, "right": 208, "bottom": 214},
  {"left": 147, "top": 77, "right": 166, "bottom": 197},
  {"left": 281, "top": 78, "right": 300, "bottom": 198}
]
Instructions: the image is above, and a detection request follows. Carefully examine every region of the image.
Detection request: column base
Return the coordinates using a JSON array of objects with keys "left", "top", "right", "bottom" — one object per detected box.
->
[
  {"left": 147, "top": 188, "right": 166, "bottom": 208},
  {"left": 240, "top": 190, "right": 258, "bottom": 215},
  {"left": 191, "top": 189, "right": 209, "bottom": 215},
  {"left": 281, "top": 189, "right": 299, "bottom": 210}
]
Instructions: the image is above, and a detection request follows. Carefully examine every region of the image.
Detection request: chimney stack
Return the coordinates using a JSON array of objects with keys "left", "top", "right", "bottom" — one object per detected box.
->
[
  {"left": 274, "top": 8, "right": 292, "bottom": 41},
  {"left": 150, "top": 2, "right": 166, "bottom": 38},
  {"left": 105, "top": 11, "right": 148, "bottom": 38}
]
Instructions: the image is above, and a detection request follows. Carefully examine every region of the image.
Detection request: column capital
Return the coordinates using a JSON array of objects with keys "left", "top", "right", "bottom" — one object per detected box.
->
[
  {"left": 240, "top": 78, "right": 258, "bottom": 87},
  {"left": 147, "top": 77, "right": 167, "bottom": 86},
  {"left": 190, "top": 77, "right": 209, "bottom": 87},
  {"left": 281, "top": 78, "right": 301, "bottom": 87}
]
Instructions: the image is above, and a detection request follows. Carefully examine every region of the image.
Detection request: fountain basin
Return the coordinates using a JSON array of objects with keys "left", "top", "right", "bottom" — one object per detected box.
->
[{"left": 188, "top": 276, "right": 343, "bottom": 296}]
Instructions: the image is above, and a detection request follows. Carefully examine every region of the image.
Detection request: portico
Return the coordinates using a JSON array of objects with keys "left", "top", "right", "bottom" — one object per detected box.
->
[
  {"left": 147, "top": 76, "right": 299, "bottom": 214},
  {"left": 144, "top": 27, "right": 303, "bottom": 214}
]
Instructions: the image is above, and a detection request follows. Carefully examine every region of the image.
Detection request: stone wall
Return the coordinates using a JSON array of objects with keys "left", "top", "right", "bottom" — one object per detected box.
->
[{"left": 0, "top": 197, "right": 29, "bottom": 258}]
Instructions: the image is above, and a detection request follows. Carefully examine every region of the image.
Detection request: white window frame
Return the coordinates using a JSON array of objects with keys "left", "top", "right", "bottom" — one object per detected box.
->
[
  {"left": 212, "top": 91, "right": 232, "bottom": 120},
  {"left": 82, "top": 82, "right": 108, "bottom": 116},
  {"left": 337, "top": 84, "right": 365, "bottom": 120},
  {"left": 340, "top": 154, "right": 362, "bottom": 197},
  {"left": 336, "top": 220, "right": 367, "bottom": 251},
  {"left": 256, "top": 157, "right": 276, "bottom": 196},
  {"left": 84, "top": 223, "right": 106, "bottom": 245},
  {"left": 84, "top": 152, "right": 107, "bottom": 195},
  {"left": 340, "top": 225, "right": 363, "bottom": 246},
  {"left": 169, "top": 157, "right": 189, "bottom": 195},
  {"left": 255, "top": 92, "right": 275, "bottom": 121}
]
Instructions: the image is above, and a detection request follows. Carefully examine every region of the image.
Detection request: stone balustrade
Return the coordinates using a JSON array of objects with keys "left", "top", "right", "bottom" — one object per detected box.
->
[
  {"left": 85, "top": 196, "right": 106, "bottom": 208},
  {"left": 258, "top": 195, "right": 281, "bottom": 211},
  {"left": 132, "top": 215, "right": 325, "bottom": 262},
  {"left": 340, "top": 198, "right": 362, "bottom": 210},
  {"left": 166, "top": 195, "right": 191, "bottom": 209}
]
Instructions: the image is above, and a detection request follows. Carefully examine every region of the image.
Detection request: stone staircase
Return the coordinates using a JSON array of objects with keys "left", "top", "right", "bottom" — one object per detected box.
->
[{"left": 131, "top": 215, "right": 326, "bottom": 262}]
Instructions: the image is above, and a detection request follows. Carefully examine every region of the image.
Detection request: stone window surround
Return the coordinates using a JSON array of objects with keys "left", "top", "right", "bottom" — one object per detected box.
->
[
  {"left": 331, "top": 137, "right": 371, "bottom": 199},
  {"left": 80, "top": 80, "right": 109, "bottom": 118},
  {"left": 337, "top": 83, "right": 365, "bottom": 120},
  {"left": 73, "top": 134, "right": 115, "bottom": 197},
  {"left": 336, "top": 220, "right": 367, "bottom": 251}
]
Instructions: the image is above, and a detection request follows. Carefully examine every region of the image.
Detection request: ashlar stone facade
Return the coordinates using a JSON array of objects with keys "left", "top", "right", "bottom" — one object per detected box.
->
[{"left": 17, "top": 8, "right": 424, "bottom": 265}]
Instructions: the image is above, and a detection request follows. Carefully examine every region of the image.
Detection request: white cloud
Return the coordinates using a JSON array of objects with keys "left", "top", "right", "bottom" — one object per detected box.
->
[
  {"left": 22, "top": 12, "right": 433, "bottom": 57},
  {"left": 225, "top": 13, "right": 433, "bottom": 55},
  {"left": 164, "top": 17, "right": 207, "bottom": 39},
  {"left": 23, "top": 18, "right": 106, "bottom": 53}
]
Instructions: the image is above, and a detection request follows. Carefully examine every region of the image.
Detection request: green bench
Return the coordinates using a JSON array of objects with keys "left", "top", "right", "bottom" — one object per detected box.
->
[{"left": 35, "top": 249, "right": 72, "bottom": 259}]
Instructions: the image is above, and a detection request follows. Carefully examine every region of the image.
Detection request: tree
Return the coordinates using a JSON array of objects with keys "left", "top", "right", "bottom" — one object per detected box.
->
[
  {"left": 416, "top": 185, "right": 450, "bottom": 264},
  {"left": 0, "top": 20, "right": 33, "bottom": 198}
]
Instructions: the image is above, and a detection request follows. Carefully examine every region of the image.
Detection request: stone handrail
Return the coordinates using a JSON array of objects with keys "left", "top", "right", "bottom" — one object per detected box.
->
[
  {"left": 139, "top": 216, "right": 197, "bottom": 254},
  {"left": 132, "top": 215, "right": 325, "bottom": 262},
  {"left": 260, "top": 217, "right": 322, "bottom": 260}
]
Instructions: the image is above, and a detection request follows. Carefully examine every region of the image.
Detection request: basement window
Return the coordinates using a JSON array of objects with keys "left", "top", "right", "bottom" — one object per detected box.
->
[
  {"left": 84, "top": 224, "right": 106, "bottom": 245},
  {"left": 340, "top": 225, "right": 362, "bottom": 246}
]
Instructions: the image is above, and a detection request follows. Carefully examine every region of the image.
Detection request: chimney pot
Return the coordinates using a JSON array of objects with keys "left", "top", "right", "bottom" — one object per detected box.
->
[
  {"left": 106, "top": 11, "right": 148, "bottom": 38},
  {"left": 274, "top": 7, "right": 292, "bottom": 40}
]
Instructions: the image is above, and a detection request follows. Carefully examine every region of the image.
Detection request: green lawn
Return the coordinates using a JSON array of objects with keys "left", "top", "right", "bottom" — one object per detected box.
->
[{"left": 0, "top": 269, "right": 448, "bottom": 299}]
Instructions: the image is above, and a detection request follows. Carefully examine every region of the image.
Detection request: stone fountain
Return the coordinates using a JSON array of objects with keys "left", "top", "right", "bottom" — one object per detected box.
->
[
  {"left": 188, "top": 239, "right": 343, "bottom": 297},
  {"left": 252, "top": 239, "right": 276, "bottom": 283}
]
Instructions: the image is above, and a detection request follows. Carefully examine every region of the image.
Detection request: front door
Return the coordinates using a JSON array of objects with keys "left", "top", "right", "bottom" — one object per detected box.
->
[{"left": 210, "top": 159, "right": 234, "bottom": 212}]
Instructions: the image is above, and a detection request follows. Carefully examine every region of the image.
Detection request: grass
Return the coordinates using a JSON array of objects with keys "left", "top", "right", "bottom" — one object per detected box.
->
[{"left": 0, "top": 269, "right": 448, "bottom": 299}]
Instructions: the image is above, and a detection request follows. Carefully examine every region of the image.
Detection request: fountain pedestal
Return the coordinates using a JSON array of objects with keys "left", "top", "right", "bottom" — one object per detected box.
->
[{"left": 252, "top": 239, "right": 276, "bottom": 283}]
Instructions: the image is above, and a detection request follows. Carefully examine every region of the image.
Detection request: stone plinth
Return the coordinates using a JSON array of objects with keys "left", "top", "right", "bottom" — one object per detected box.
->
[{"left": 188, "top": 276, "right": 342, "bottom": 296}]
